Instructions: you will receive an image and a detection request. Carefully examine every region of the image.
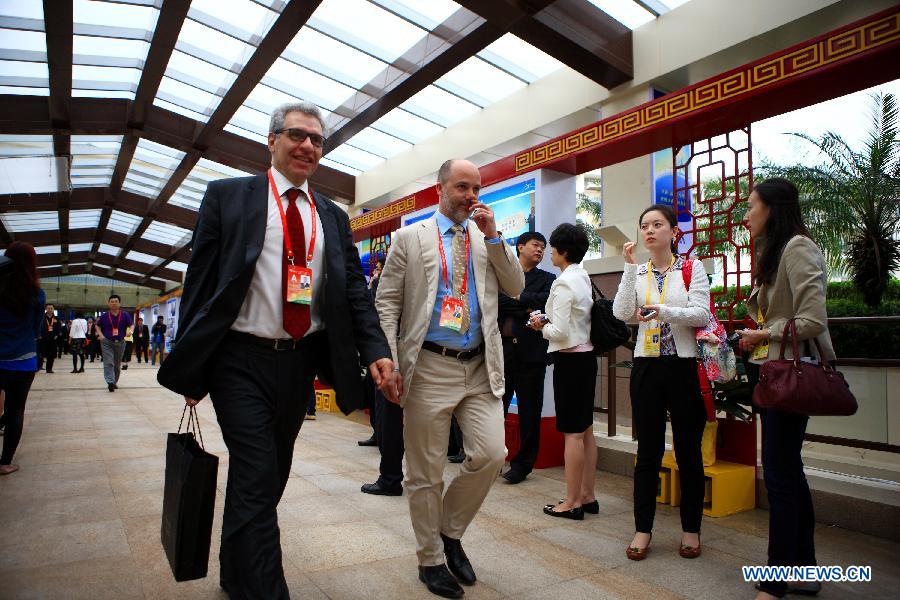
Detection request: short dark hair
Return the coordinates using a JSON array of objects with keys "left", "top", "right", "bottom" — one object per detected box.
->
[
  {"left": 548, "top": 223, "right": 590, "bottom": 264},
  {"left": 108, "top": 294, "right": 121, "bottom": 302},
  {"left": 515, "top": 231, "right": 547, "bottom": 256},
  {"left": 156, "top": 315, "right": 164, "bottom": 320}
]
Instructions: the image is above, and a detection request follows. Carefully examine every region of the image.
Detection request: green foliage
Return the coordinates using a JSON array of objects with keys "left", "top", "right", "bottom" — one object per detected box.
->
[
  {"left": 710, "top": 279, "right": 900, "bottom": 358},
  {"left": 764, "top": 92, "right": 900, "bottom": 306},
  {"left": 576, "top": 192, "right": 604, "bottom": 254}
]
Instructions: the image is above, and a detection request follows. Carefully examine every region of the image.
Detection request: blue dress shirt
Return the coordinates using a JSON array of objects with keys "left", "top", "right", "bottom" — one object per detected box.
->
[{"left": 425, "top": 212, "right": 501, "bottom": 350}]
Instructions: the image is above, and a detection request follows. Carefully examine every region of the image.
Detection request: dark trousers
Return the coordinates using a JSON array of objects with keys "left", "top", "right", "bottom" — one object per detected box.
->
[
  {"left": 758, "top": 408, "right": 816, "bottom": 597},
  {"left": 631, "top": 357, "right": 706, "bottom": 534},
  {"left": 123, "top": 341, "right": 134, "bottom": 362},
  {"left": 370, "top": 381, "right": 404, "bottom": 488},
  {"left": 501, "top": 341, "right": 546, "bottom": 475},
  {"left": 134, "top": 342, "right": 148, "bottom": 362},
  {"left": 209, "top": 332, "right": 319, "bottom": 600},
  {"left": 57, "top": 337, "right": 67, "bottom": 358},
  {"left": 87, "top": 340, "right": 99, "bottom": 361},
  {"left": 38, "top": 338, "right": 56, "bottom": 372},
  {"left": 0, "top": 369, "right": 36, "bottom": 465}
]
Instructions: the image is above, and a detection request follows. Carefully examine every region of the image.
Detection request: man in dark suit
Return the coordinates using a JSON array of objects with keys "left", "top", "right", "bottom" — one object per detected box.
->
[
  {"left": 38, "top": 303, "right": 60, "bottom": 373},
  {"left": 498, "top": 231, "right": 555, "bottom": 484},
  {"left": 132, "top": 317, "right": 150, "bottom": 363},
  {"left": 158, "top": 101, "right": 394, "bottom": 600}
]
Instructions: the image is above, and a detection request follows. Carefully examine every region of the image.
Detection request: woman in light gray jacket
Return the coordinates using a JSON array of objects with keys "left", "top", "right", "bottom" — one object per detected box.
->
[
  {"left": 613, "top": 204, "right": 711, "bottom": 561},
  {"left": 529, "top": 223, "right": 597, "bottom": 521}
]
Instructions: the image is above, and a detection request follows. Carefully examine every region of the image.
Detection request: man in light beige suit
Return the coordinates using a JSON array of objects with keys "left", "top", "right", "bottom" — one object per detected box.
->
[{"left": 376, "top": 159, "right": 524, "bottom": 598}]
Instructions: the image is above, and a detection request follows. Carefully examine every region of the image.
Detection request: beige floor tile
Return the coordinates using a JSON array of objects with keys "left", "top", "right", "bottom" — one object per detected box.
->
[
  {"left": 0, "top": 556, "right": 144, "bottom": 600},
  {"left": 0, "top": 519, "right": 132, "bottom": 571}
]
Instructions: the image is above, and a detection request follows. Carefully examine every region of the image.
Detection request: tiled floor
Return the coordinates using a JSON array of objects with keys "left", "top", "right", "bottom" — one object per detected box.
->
[{"left": 1, "top": 363, "right": 896, "bottom": 599}]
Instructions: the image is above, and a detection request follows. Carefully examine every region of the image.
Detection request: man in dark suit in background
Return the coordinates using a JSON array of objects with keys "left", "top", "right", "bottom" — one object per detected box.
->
[
  {"left": 498, "top": 231, "right": 555, "bottom": 484},
  {"left": 38, "top": 303, "right": 60, "bottom": 373},
  {"left": 132, "top": 317, "right": 149, "bottom": 363},
  {"left": 158, "top": 101, "right": 394, "bottom": 600}
]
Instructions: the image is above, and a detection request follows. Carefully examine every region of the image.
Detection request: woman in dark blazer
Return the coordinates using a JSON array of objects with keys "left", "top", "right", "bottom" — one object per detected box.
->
[{"left": 739, "top": 178, "right": 834, "bottom": 599}]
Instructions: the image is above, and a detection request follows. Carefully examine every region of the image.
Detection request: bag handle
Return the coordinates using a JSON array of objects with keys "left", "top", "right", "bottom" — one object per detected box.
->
[
  {"left": 779, "top": 318, "right": 830, "bottom": 371},
  {"left": 176, "top": 404, "right": 207, "bottom": 450},
  {"left": 591, "top": 280, "right": 605, "bottom": 301}
]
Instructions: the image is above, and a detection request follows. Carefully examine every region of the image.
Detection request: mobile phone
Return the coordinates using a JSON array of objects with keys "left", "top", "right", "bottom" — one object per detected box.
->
[
  {"left": 639, "top": 308, "right": 657, "bottom": 319},
  {"left": 727, "top": 331, "right": 742, "bottom": 344}
]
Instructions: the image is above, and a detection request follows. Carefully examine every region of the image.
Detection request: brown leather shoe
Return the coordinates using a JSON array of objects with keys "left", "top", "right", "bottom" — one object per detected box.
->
[
  {"left": 625, "top": 534, "right": 651, "bottom": 561},
  {"left": 678, "top": 542, "right": 701, "bottom": 559}
]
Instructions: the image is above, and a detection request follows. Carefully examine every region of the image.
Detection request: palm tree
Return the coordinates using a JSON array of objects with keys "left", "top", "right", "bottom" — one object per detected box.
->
[
  {"left": 765, "top": 92, "right": 900, "bottom": 306},
  {"left": 576, "top": 190, "right": 603, "bottom": 254}
]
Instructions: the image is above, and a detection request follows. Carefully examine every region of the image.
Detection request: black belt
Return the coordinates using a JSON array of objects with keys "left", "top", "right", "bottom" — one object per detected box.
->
[
  {"left": 227, "top": 330, "right": 314, "bottom": 351},
  {"left": 422, "top": 341, "right": 483, "bottom": 361}
]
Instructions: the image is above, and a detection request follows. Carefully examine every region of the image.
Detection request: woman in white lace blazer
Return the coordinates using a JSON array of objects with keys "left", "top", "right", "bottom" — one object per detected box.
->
[{"left": 612, "top": 204, "right": 710, "bottom": 562}]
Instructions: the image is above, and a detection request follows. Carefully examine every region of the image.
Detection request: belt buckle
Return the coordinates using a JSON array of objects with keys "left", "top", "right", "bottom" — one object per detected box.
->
[
  {"left": 273, "top": 338, "right": 294, "bottom": 351},
  {"left": 457, "top": 349, "right": 471, "bottom": 361}
]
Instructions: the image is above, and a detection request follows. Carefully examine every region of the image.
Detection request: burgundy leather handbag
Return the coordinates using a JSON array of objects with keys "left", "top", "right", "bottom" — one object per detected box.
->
[{"left": 753, "top": 319, "right": 858, "bottom": 416}]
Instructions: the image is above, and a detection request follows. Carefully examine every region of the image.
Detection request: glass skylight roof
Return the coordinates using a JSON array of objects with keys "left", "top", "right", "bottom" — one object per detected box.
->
[
  {"left": 1, "top": 0, "right": 690, "bottom": 283},
  {"left": 122, "top": 139, "right": 186, "bottom": 200},
  {"left": 97, "top": 243, "right": 122, "bottom": 257},
  {"left": 106, "top": 210, "right": 142, "bottom": 236},
  {"left": 35, "top": 244, "right": 61, "bottom": 254},
  {"left": 308, "top": 0, "right": 425, "bottom": 63},
  {"left": 69, "top": 208, "right": 102, "bottom": 229},
  {"left": 437, "top": 57, "right": 527, "bottom": 107},
  {"left": 0, "top": 210, "right": 57, "bottom": 232},
  {"left": 126, "top": 250, "right": 161, "bottom": 264},
  {"left": 71, "top": 135, "right": 121, "bottom": 188},
  {"left": 143, "top": 220, "right": 192, "bottom": 246},
  {"left": 0, "top": 134, "right": 53, "bottom": 158},
  {"left": 401, "top": 85, "right": 480, "bottom": 127},
  {"left": 168, "top": 261, "right": 189, "bottom": 272},
  {"left": 586, "top": 0, "right": 655, "bottom": 29}
]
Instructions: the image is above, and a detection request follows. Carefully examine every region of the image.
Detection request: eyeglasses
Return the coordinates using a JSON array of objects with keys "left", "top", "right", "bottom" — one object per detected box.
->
[{"left": 273, "top": 127, "right": 326, "bottom": 148}]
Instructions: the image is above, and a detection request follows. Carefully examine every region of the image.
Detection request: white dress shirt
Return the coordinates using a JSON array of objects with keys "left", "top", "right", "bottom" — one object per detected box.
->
[{"left": 231, "top": 167, "right": 326, "bottom": 338}]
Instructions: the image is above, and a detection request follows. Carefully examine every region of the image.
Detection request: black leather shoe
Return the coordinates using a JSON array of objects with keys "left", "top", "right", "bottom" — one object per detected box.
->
[
  {"left": 361, "top": 481, "right": 402, "bottom": 496},
  {"left": 448, "top": 452, "right": 465, "bottom": 464},
  {"left": 543, "top": 503, "right": 584, "bottom": 520},
  {"left": 561, "top": 499, "right": 598, "bottom": 514},
  {"left": 418, "top": 564, "right": 464, "bottom": 598},
  {"left": 108, "top": 383, "right": 115, "bottom": 392},
  {"left": 441, "top": 534, "right": 476, "bottom": 585},
  {"left": 357, "top": 436, "right": 377, "bottom": 447},
  {"left": 501, "top": 470, "right": 527, "bottom": 484}
]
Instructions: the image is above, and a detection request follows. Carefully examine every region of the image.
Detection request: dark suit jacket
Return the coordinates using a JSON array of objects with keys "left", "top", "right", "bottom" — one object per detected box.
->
[
  {"left": 133, "top": 324, "right": 150, "bottom": 345},
  {"left": 39, "top": 315, "right": 60, "bottom": 341},
  {"left": 157, "top": 173, "right": 391, "bottom": 413},
  {"left": 497, "top": 266, "right": 555, "bottom": 363}
]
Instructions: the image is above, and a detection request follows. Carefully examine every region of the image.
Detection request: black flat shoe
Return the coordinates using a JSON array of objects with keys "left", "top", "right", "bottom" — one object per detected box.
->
[
  {"left": 543, "top": 503, "right": 584, "bottom": 520},
  {"left": 448, "top": 452, "right": 465, "bottom": 464},
  {"left": 441, "top": 534, "right": 475, "bottom": 586},
  {"left": 501, "top": 470, "right": 527, "bottom": 484},
  {"left": 357, "top": 437, "right": 377, "bottom": 447},
  {"left": 360, "top": 481, "right": 402, "bottom": 496},
  {"left": 108, "top": 383, "right": 115, "bottom": 392},
  {"left": 560, "top": 498, "right": 598, "bottom": 514},
  {"left": 755, "top": 581, "right": 821, "bottom": 596},
  {"left": 418, "top": 564, "right": 464, "bottom": 598}
]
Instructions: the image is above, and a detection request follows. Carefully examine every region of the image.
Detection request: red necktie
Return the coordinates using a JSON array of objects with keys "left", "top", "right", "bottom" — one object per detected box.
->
[{"left": 283, "top": 188, "right": 310, "bottom": 339}]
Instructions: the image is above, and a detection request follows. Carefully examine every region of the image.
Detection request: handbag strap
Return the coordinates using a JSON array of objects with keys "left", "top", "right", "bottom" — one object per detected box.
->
[
  {"left": 591, "top": 280, "right": 605, "bottom": 301},
  {"left": 176, "top": 404, "right": 207, "bottom": 449},
  {"left": 778, "top": 319, "right": 802, "bottom": 368}
]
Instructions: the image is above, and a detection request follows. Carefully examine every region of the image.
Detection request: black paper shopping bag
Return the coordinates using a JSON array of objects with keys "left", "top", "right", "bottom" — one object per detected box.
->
[{"left": 161, "top": 405, "right": 219, "bottom": 582}]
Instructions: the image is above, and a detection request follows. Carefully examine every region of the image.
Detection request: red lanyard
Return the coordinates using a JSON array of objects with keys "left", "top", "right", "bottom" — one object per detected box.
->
[
  {"left": 108, "top": 311, "right": 122, "bottom": 332},
  {"left": 436, "top": 223, "right": 469, "bottom": 295},
  {"left": 267, "top": 169, "right": 317, "bottom": 265}
]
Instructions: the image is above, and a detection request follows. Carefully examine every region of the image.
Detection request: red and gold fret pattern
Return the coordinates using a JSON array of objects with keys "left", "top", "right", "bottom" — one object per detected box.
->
[
  {"left": 350, "top": 195, "right": 416, "bottom": 231},
  {"left": 514, "top": 11, "right": 900, "bottom": 172}
]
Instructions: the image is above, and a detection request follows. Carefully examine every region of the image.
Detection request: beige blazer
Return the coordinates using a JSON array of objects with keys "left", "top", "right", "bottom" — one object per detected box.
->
[
  {"left": 375, "top": 217, "right": 525, "bottom": 405},
  {"left": 747, "top": 235, "right": 835, "bottom": 362}
]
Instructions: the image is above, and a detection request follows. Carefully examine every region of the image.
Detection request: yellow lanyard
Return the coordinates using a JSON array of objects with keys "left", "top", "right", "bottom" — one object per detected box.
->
[{"left": 645, "top": 256, "right": 675, "bottom": 306}]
